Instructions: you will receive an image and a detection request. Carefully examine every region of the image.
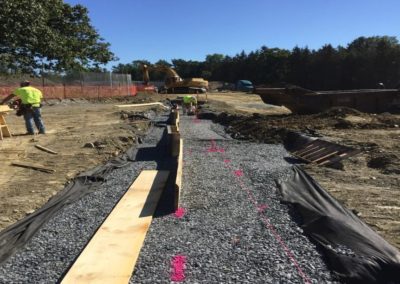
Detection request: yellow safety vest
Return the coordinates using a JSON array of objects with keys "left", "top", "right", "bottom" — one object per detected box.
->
[
  {"left": 183, "top": 96, "right": 196, "bottom": 104},
  {"left": 183, "top": 96, "right": 192, "bottom": 103},
  {"left": 14, "top": 86, "right": 43, "bottom": 107}
]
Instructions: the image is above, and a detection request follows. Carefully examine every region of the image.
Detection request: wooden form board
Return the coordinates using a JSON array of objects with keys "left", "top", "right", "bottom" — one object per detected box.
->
[
  {"left": 62, "top": 170, "right": 170, "bottom": 284},
  {"left": 0, "top": 105, "right": 11, "bottom": 112},
  {"left": 167, "top": 125, "right": 180, "bottom": 157},
  {"left": 170, "top": 110, "right": 180, "bottom": 130},
  {"left": 174, "top": 139, "right": 183, "bottom": 209},
  {"left": 174, "top": 110, "right": 180, "bottom": 130},
  {"left": 114, "top": 102, "right": 168, "bottom": 109}
]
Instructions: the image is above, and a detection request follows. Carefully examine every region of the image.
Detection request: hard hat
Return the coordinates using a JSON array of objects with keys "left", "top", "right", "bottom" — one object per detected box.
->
[{"left": 20, "top": 80, "right": 31, "bottom": 86}]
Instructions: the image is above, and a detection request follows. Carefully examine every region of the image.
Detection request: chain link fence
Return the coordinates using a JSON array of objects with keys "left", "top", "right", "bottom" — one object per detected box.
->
[{"left": 0, "top": 72, "right": 134, "bottom": 100}]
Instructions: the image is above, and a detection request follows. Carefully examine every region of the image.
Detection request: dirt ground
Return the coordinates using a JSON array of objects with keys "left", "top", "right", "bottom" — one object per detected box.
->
[
  {"left": 202, "top": 92, "right": 400, "bottom": 250},
  {"left": 0, "top": 93, "right": 168, "bottom": 231},
  {"left": 1, "top": 91, "right": 399, "bottom": 252}
]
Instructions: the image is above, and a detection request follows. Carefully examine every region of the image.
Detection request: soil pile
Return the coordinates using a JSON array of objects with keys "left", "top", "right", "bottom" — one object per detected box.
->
[
  {"left": 368, "top": 152, "right": 400, "bottom": 174},
  {"left": 203, "top": 107, "right": 400, "bottom": 144}
]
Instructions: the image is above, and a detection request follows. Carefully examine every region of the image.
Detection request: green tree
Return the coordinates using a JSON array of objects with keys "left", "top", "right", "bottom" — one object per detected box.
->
[
  {"left": 112, "top": 60, "right": 150, "bottom": 81},
  {"left": 0, "top": 0, "right": 115, "bottom": 73},
  {"left": 171, "top": 59, "right": 202, "bottom": 78},
  {"left": 114, "top": 35, "right": 400, "bottom": 90}
]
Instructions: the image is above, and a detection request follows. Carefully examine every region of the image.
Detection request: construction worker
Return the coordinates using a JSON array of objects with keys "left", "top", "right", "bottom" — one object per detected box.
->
[
  {"left": 182, "top": 95, "right": 197, "bottom": 115},
  {"left": 1, "top": 81, "right": 46, "bottom": 135}
]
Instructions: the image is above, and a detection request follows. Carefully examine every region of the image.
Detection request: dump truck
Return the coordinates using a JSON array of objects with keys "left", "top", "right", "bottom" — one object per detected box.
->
[
  {"left": 254, "top": 86, "right": 400, "bottom": 114},
  {"left": 142, "top": 64, "right": 208, "bottom": 94}
]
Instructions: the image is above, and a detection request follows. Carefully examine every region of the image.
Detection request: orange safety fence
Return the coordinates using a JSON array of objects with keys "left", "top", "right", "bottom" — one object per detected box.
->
[{"left": 0, "top": 85, "right": 138, "bottom": 100}]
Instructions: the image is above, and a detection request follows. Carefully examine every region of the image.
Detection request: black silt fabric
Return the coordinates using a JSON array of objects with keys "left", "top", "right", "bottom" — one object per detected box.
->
[
  {"left": 277, "top": 166, "right": 400, "bottom": 283},
  {"left": 0, "top": 147, "right": 137, "bottom": 265}
]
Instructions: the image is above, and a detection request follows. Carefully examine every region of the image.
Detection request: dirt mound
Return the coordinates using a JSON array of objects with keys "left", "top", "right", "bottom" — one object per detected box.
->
[
  {"left": 317, "top": 107, "right": 364, "bottom": 118},
  {"left": 367, "top": 152, "right": 400, "bottom": 174},
  {"left": 376, "top": 113, "right": 400, "bottom": 127},
  {"left": 200, "top": 105, "right": 400, "bottom": 147},
  {"left": 207, "top": 110, "right": 339, "bottom": 144},
  {"left": 334, "top": 115, "right": 400, "bottom": 129}
]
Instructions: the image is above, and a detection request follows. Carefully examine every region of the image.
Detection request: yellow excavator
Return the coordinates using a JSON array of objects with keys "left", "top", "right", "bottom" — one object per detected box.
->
[{"left": 142, "top": 64, "right": 208, "bottom": 94}]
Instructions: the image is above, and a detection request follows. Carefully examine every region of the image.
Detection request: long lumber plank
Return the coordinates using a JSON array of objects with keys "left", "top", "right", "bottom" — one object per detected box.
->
[
  {"left": 62, "top": 170, "right": 169, "bottom": 284},
  {"left": 114, "top": 102, "right": 168, "bottom": 109},
  {"left": 0, "top": 105, "right": 11, "bottom": 112}
]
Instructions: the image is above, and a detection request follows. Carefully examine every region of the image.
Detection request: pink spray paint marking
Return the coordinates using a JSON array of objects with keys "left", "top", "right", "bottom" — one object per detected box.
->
[
  {"left": 206, "top": 140, "right": 217, "bottom": 152},
  {"left": 224, "top": 159, "right": 231, "bottom": 164},
  {"left": 192, "top": 117, "right": 201, "bottom": 123},
  {"left": 257, "top": 204, "right": 269, "bottom": 212},
  {"left": 208, "top": 148, "right": 225, "bottom": 153},
  {"left": 233, "top": 171, "right": 311, "bottom": 284},
  {"left": 207, "top": 139, "right": 225, "bottom": 153},
  {"left": 174, "top": 207, "right": 186, "bottom": 218},
  {"left": 171, "top": 255, "right": 187, "bottom": 282},
  {"left": 206, "top": 139, "right": 311, "bottom": 284}
]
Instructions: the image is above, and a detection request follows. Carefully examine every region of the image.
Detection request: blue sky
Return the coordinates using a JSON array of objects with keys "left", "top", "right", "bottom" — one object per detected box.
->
[{"left": 66, "top": 0, "right": 400, "bottom": 68}]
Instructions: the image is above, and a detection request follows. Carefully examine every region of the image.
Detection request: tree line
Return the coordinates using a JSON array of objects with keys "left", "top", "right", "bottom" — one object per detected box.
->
[{"left": 113, "top": 36, "right": 400, "bottom": 90}]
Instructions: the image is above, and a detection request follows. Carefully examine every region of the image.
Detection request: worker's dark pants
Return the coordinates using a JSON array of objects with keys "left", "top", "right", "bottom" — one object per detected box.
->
[
  {"left": 23, "top": 107, "right": 45, "bottom": 134},
  {"left": 183, "top": 102, "right": 192, "bottom": 114}
]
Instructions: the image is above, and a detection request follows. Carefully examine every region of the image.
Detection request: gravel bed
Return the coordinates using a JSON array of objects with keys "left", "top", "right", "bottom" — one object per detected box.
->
[
  {"left": 131, "top": 115, "right": 337, "bottom": 283},
  {"left": 0, "top": 113, "right": 170, "bottom": 284}
]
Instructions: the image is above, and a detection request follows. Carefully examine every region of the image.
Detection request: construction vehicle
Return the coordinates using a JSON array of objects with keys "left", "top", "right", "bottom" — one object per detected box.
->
[
  {"left": 142, "top": 64, "right": 208, "bottom": 94},
  {"left": 254, "top": 86, "right": 400, "bottom": 114},
  {"left": 236, "top": 80, "right": 254, "bottom": 92}
]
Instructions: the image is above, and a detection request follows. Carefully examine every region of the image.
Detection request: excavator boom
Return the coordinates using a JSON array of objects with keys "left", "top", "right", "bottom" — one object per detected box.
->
[{"left": 141, "top": 64, "right": 208, "bottom": 94}]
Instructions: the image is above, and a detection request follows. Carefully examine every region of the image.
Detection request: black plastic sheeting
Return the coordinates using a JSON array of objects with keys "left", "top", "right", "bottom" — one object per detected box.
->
[
  {"left": 0, "top": 147, "right": 138, "bottom": 265},
  {"left": 277, "top": 166, "right": 400, "bottom": 283},
  {"left": 283, "top": 130, "right": 316, "bottom": 152}
]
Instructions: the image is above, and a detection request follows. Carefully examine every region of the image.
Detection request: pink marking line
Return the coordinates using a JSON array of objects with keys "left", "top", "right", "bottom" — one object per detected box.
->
[
  {"left": 171, "top": 255, "right": 187, "bottom": 282},
  {"left": 223, "top": 159, "right": 231, "bottom": 164},
  {"left": 234, "top": 174, "right": 311, "bottom": 283},
  {"left": 191, "top": 115, "right": 201, "bottom": 124},
  {"left": 207, "top": 139, "right": 312, "bottom": 284},
  {"left": 207, "top": 139, "right": 225, "bottom": 153},
  {"left": 174, "top": 207, "right": 186, "bottom": 218},
  {"left": 257, "top": 204, "right": 269, "bottom": 212}
]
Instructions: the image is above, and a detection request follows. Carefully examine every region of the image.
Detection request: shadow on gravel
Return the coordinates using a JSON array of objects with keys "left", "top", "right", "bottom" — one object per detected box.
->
[
  {"left": 133, "top": 127, "right": 178, "bottom": 218},
  {"left": 152, "top": 171, "right": 177, "bottom": 218}
]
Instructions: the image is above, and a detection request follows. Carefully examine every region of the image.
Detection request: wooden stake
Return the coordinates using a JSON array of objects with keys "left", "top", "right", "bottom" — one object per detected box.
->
[
  {"left": 12, "top": 161, "right": 55, "bottom": 173},
  {"left": 35, "top": 144, "right": 58, "bottom": 155}
]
